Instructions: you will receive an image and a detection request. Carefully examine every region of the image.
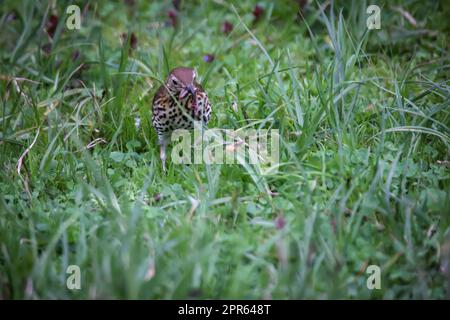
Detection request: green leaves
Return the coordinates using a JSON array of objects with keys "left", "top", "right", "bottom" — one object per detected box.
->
[
  {"left": 0, "top": 0, "right": 449, "bottom": 300},
  {"left": 109, "top": 151, "right": 125, "bottom": 163}
]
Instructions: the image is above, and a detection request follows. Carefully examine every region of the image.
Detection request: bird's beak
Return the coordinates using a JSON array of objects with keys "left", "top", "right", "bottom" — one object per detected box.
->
[
  {"left": 186, "top": 84, "right": 196, "bottom": 96},
  {"left": 179, "top": 84, "right": 196, "bottom": 100}
]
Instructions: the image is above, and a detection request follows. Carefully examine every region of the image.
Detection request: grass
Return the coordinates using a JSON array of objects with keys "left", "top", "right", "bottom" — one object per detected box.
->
[{"left": 0, "top": 0, "right": 449, "bottom": 299}]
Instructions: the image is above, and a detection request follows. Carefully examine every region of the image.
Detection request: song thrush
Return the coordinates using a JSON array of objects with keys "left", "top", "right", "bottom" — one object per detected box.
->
[{"left": 152, "top": 67, "right": 212, "bottom": 171}]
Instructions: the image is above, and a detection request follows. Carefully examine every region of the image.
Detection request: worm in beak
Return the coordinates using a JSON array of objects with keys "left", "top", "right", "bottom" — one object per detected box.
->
[
  {"left": 179, "top": 84, "right": 195, "bottom": 99},
  {"left": 179, "top": 84, "right": 198, "bottom": 112}
]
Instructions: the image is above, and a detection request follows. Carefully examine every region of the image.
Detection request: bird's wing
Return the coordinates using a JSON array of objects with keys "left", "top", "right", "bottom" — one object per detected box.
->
[
  {"left": 152, "top": 84, "right": 168, "bottom": 107},
  {"left": 194, "top": 80, "right": 205, "bottom": 93}
]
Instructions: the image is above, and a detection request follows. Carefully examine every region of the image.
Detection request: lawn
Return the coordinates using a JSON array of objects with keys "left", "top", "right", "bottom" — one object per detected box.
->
[{"left": 0, "top": 0, "right": 449, "bottom": 299}]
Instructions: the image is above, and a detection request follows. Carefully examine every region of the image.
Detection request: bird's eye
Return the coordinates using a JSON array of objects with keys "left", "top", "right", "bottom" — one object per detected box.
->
[{"left": 172, "top": 78, "right": 179, "bottom": 85}]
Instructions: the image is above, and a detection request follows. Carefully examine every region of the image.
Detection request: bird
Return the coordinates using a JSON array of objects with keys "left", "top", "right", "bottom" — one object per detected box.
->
[{"left": 152, "top": 67, "right": 212, "bottom": 171}]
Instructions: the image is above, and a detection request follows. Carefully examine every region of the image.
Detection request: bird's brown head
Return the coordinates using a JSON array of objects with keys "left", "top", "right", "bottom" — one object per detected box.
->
[{"left": 166, "top": 67, "right": 197, "bottom": 99}]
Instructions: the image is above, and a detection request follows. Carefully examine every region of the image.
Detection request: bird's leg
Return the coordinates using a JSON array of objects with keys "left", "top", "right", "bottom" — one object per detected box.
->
[
  {"left": 160, "top": 143, "right": 167, "bottom": 172},
  {"left": 159, "top": 136, "right": 168, "bottom": 172}
]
